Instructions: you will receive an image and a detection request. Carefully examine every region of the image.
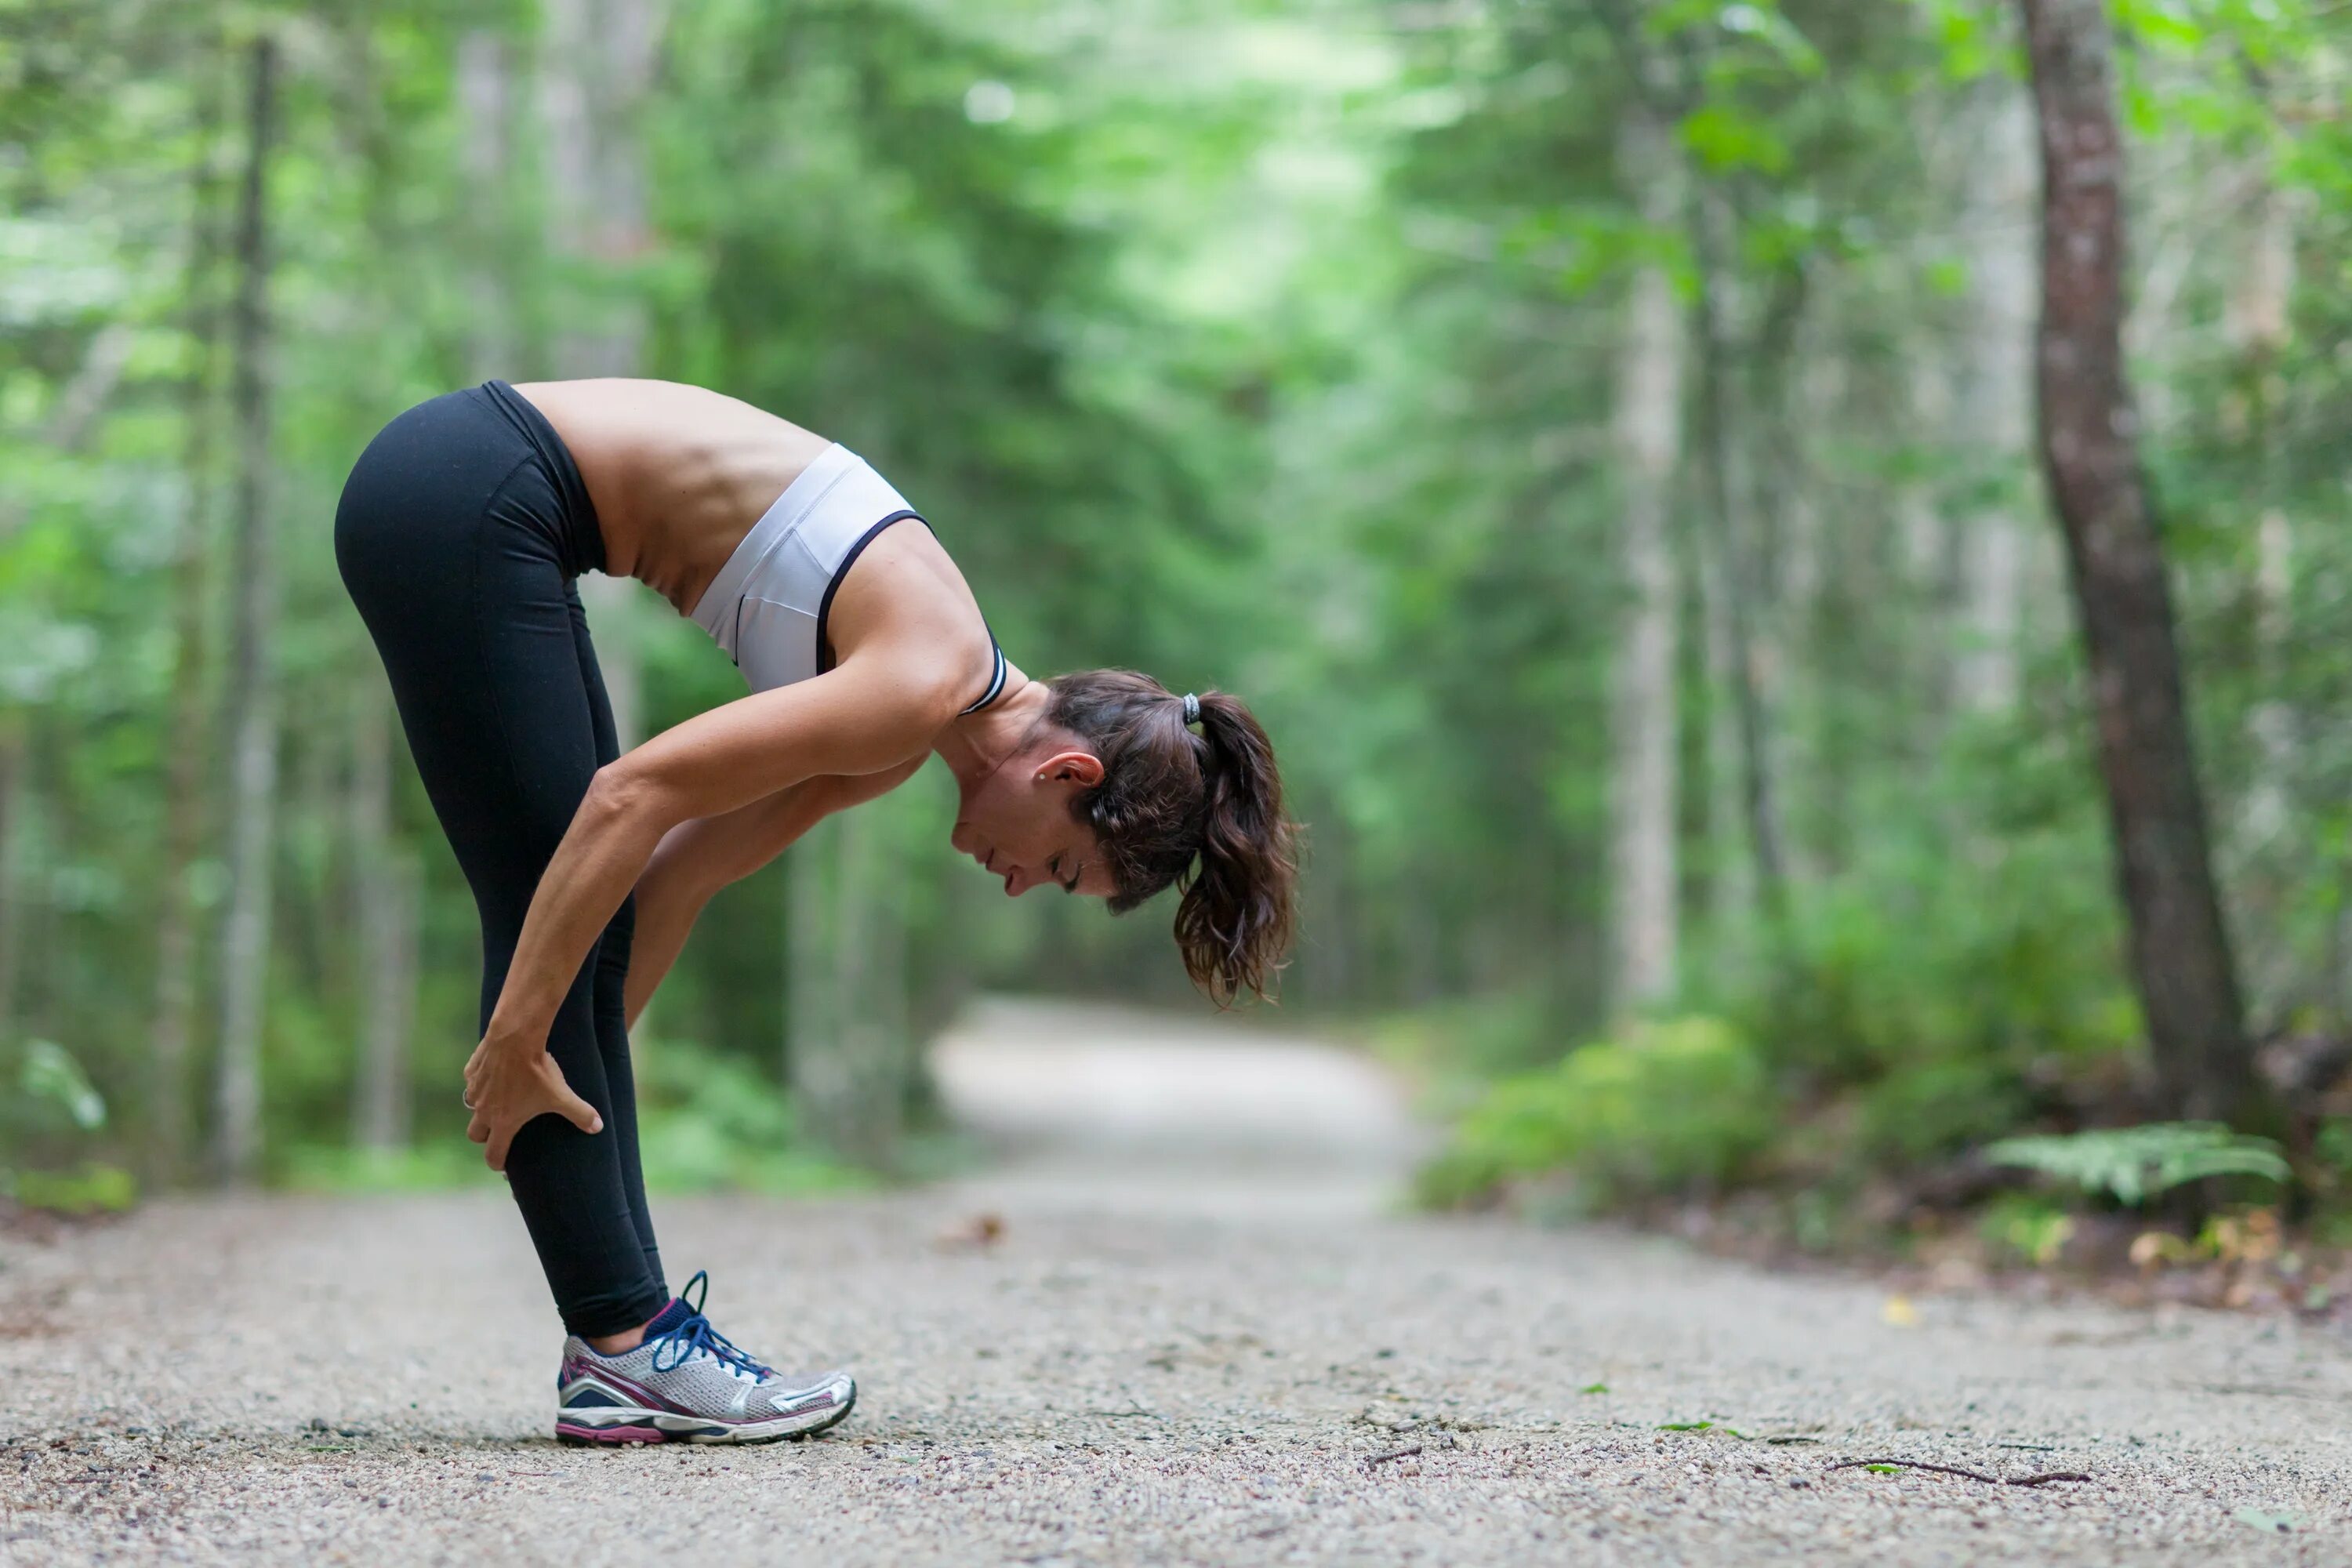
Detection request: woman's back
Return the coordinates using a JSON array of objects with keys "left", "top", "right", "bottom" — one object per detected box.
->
[{"left": 511, "top": 378, "right": 833, "bottom": 614}]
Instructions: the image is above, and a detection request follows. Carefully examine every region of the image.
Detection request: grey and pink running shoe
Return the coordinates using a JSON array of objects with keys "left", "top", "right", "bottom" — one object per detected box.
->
[{"left": 554, "top": 1270, "right": 856, "bottom": 1445}]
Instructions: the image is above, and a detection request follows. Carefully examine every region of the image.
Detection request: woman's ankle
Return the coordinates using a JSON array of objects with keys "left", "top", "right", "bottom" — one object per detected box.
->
[{"left": 585, "top": 1319, "right": 652, "bottom": 1356}]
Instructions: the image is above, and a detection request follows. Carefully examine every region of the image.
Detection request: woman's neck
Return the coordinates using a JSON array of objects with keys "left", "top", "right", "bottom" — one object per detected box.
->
[{"left": 935, "top": 672, "right": 1047, "bottom": 790}]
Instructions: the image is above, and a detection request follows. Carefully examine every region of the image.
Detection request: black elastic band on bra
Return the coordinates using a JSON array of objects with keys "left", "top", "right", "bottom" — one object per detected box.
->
[
  {"left": 815, "top": 510, "right": 924, "bottom": 675},
  {"left": 960, "top": 641, "right": 1008, "bottom": 715},
  {"left": 815, "top": 507, "right": 1009, "bottom": 714}
]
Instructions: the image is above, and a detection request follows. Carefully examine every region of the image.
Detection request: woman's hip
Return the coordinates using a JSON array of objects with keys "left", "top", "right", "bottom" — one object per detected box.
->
[{"left": 334, "top": 383, "right": 599, "bottom": 612}]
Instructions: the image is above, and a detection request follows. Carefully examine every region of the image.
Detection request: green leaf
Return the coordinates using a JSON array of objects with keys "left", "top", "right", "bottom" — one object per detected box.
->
[
  {"left": 20, "top": 1040, "right": 105, "bottom": 1131},
  {"left": 1580, "top": 1383, "right": 1609, "bottom": 1395},
  {"left": 1679, "top": 104, "right": 1791, "bottom": 176},
  {"left": 1984, "top": 1124, "right": 2289, "bottom": 1207}
]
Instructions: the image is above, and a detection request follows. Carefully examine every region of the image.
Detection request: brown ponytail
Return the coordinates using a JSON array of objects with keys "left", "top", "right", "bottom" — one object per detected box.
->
[{"left": 1041, "top": 670, "right": 1299, "bottom": 1004}]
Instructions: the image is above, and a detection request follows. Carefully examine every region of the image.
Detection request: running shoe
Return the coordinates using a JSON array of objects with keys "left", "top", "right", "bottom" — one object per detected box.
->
[{"left": 554, "top": 1270, "right": 856, "bottom": 1445}]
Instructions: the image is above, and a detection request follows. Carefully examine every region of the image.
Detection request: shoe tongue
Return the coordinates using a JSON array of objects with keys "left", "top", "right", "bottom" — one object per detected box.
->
[{"left": 642, "top": 1296, "right": 695, "bottom": 1338}]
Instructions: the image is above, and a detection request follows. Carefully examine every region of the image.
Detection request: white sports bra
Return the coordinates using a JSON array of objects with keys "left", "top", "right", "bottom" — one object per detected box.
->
[{"left": 688, "top": 443, "right": 1007, "bottom": 712}]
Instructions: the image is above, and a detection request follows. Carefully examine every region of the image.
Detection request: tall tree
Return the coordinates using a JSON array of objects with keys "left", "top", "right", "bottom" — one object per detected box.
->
[
  {"left": 539, "top": 0, "right": 660, "bottom": 748},
  {"left": 347, "top": 682, "right": 418, "bottom": 1150},
  {"left": 2228, "top": 172, "right": 2298, "bottom": 846},
  {"left": 456, "top": 28, "right": 517, "bottom": 383},
  {"left": 2226, "top": 167, "right": 2300, "bottom": 1014},
  {"left": 787, "top": 806, "right": 911, "bottom": 1169},
  {"left": 1690, "top": 181, "right": 1787, "bottom": 927},
  {"left": 1951, "top": 78, "right": 2038, "bottom": 715},
  {"left": 0, "top": 734, "right": 18, "bottom": 1052},
  {"left": 152, "top": 39, "right": 230, "bottom": 1182},
  {"left": 1607, "top": 107, "right": 1685, "bottom": 1011},
  {"left": 213, "top": 33, "right": 281, "bottom": 1182},
  {"left": 2018, "top": 0, "right": 2252, "bottom": 1121}
]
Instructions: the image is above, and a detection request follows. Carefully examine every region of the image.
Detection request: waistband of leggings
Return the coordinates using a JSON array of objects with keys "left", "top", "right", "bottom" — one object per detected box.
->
[{"left": 478, "top": 379, "right": 605, "bottom": 578}]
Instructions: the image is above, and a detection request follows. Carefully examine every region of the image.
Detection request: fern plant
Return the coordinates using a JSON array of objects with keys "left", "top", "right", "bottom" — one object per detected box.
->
[{"left": 1984, "top": 1123, "right": 2289, "bottom": 1207}]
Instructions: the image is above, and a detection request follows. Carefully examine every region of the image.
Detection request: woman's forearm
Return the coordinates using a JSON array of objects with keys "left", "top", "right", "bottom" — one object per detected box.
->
[
  {"left": 624, "top": 832, "right": 713, "bottom": 1029},
  {"left": 619, "top": 779, "right": 840, "bottom": 1029},
  {"left": 486, "top": 657, "right": 949, "bottom": 1054},
  {"left": 485, "top": 771, "right": 673, "bottom": 1052}
]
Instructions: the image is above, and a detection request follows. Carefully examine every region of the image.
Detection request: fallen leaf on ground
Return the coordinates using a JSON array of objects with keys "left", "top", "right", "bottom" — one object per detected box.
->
[
  {"left": 2234, "top": 1508, "right": 2298, "bottom": 1534},
  {"left": 934, "top": 1212, "right": 1006, "bottom": 1249}
]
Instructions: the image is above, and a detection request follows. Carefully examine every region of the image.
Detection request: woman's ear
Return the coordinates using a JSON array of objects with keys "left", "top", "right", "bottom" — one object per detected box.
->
[{"left": 1034, "top": 749, "right": 1105, "bottom": 789}]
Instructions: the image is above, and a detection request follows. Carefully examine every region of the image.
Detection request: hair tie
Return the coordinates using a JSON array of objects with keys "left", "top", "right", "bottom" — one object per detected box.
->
[{"left": 1181, "top": 692, "right": 1201, "bottom": 727}]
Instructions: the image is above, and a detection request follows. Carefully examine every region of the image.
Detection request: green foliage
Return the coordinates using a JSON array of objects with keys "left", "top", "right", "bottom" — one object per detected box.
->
[
  {"left": 8, "top": 1163, "right": 136, "bottom": 1215},
  {"left": 2, "top": 1038, "right": 132, "bottom": 1214},
  {"left": 1417, "top": 1016, "right": 1772, "bottom": 1210},
  {"left": 1373, "top": 990, "right": 1559, "bottom": 1084},
  {"left": 15, "top": 1040, "right": 106, "bottom": 1133},
  {"left": 633, "top": 1040, "right": 872, "bottom": 1197},
  {"left": 1977, "top": 1192, "right": 2076, "bottom": 1266},
  {"left": 281, "top": 1142, "right": 500, "bottom": 1193},
  {"left": 2314, "top": 1118, "right": 2352, "bottom": 1178},
  {"left": 1986, "top": 1123, "right": 2292, "bottom": 1207},
  {"left": 13, "top": 0, "right": 2352, "bottom": 1213}
]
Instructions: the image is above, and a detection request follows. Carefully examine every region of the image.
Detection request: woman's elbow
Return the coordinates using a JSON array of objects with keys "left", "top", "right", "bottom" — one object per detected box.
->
[{"left": 581, "top": 759, "right": 678, "bottom": 840}]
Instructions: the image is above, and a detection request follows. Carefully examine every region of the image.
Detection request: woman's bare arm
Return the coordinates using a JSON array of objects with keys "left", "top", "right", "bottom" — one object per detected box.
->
[
  {"left": 626, "top": 783, "right": 822, "bottom": 1029},
  {"left": 624, "top": 757, "right": 927, "bottom": 1028},
  {"left": 463, "top": 648, "right": 959, "bottom": 1169}
]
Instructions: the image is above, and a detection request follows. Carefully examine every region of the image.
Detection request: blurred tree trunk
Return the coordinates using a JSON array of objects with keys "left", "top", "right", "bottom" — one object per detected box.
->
[
  {"left": 1690, "top": 183, "right": 1786, "bottom": 928},
  {"left": 347, "top": 683, "right": 418, "bottom": 1149},
  {"left": 151, "top": 52, "right": 230, "bottom": 1181},
  {"left": 1951, "top": 78, "right": 2038, "bottom": 715},
  {"left": 456, "top": 30, "right": 517, "bottom": 382},
  {"left": 2227, "top": 175, "right": 2296, "bottom": 838},
  {"left": 2225, "top": 171, "right": 2299, "bottom": 1015},
  {"left": 787, "top": 809, "right": 911, "bottom": 1170},
  {"left": 2019, "top": 0, "right": 2252, "bottom": 1123},
  {"left": 0, "top": 734, "right": 18, "bottom": 1047},
  {"left": 214, "top": 34, "right": 281, "bottom": 1184},
  {"left": 1607, "top": 109, "right": 1683, "bottom": 1011},
  {"left": 1747, "top": 265, "right": 1819, "bottom": 884},
  {"left": 1900, "top": 354, "right": 1952, "bottom": 677},
  {"left": 539, "top": 0, "right": 661, "bottom": 749}
]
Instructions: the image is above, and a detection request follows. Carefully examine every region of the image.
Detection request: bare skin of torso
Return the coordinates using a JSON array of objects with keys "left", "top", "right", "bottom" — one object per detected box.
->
[
  {"left": 510, "top": 378, "right": 829, "bottom": 616},
  {"left": 509, "top": 378, "right": 994, "bottom": 693}
]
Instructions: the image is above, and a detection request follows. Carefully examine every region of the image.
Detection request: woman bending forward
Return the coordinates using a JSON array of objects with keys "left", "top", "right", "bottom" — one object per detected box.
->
[{"left": 335, "top": 377, "right": 1297, "bottom": 1445}]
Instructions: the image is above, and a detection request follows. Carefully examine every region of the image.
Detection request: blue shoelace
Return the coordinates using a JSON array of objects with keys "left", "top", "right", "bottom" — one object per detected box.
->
[{"left": 648, "top": 1269, "right": 774, "bottom": 1378}]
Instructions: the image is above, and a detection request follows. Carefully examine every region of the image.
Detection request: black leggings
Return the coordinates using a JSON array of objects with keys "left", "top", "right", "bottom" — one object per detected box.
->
[{"left": 335, "top": 380, "right": 667, "bottom": 1338}]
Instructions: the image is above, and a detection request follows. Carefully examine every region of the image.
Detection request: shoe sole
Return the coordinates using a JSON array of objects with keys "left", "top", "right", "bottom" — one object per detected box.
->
[{"left": 555, "top": 1380, "right": 857, "bottom": 1446}]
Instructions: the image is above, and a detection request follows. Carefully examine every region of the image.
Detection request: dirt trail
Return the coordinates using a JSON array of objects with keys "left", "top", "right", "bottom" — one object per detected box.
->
[{"left": 5, "top": 998, "right": 2349, "bottom": 1566}]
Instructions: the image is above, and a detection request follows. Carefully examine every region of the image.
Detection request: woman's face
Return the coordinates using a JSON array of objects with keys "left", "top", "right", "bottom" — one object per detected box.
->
[{"left": 949, "top": 736, "right": 1118, "bottom": 899}]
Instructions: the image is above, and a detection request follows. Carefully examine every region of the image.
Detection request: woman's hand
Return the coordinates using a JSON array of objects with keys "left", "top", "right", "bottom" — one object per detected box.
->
[{"left": 462, "top": 1036, "right": 604, "bottom": 1172}]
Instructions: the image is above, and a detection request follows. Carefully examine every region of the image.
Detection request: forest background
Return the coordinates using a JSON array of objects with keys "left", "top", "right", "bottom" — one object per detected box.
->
[{"left": 8, "top": 0, "right": 2352, "bottom": 1264}]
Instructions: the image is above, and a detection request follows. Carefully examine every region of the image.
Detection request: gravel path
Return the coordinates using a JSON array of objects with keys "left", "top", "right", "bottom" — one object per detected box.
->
[{"left": 5, "top": 1000, "right": 2350, "bottom": 1566}]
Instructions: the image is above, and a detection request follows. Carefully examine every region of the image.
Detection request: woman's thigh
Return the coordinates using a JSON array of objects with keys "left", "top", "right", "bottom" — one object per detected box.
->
[{"left": 336, "top": 390, "right": 611, "bottom": 914}]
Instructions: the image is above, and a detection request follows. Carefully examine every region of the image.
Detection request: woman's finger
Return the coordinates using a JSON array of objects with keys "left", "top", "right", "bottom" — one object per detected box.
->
[
  {"left": 486, "top": 1121, "right": 514, "bottom": 1173},
  {"left": 467, "top": 1112, "right": 490, "bottom": 1145},
  {"left": 555, "top": 1083, "right": 604, "bottom": 1137}
]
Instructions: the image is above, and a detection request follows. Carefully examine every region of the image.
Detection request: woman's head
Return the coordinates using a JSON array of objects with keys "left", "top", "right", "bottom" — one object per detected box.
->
[{"left": 947, "top": 669, "right": 1298, "bottom": 1004}]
